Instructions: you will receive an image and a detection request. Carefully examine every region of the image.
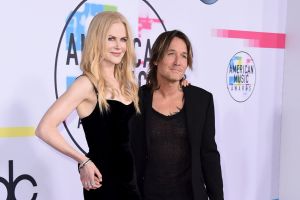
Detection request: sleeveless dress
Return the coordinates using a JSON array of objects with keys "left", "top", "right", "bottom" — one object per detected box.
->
[{"left": 80, "top": 89, "right": 140, "bottom": 200}]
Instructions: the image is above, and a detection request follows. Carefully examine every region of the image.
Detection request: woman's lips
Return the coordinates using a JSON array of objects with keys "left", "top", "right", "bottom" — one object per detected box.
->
[{"left": 111, "top": 52, "right": 122, "bottom": 57}]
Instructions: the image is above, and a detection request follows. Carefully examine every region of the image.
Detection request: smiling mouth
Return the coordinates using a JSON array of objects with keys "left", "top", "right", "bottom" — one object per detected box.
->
[
  {"left": 170, "top": 69, "right": 183, "bottom": 73},
  {"left": 111, "top": 52, "right": 122, "bottom": 57}
]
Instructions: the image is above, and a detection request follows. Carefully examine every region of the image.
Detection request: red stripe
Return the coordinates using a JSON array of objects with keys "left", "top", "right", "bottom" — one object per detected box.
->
[{"left": 215, "top": 29, "right": 286, "bottom": 49}]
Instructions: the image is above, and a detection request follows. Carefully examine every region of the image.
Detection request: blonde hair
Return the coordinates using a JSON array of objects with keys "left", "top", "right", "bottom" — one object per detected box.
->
[{"left": 80, "top": 11, "right": 139, "bottom": 113}]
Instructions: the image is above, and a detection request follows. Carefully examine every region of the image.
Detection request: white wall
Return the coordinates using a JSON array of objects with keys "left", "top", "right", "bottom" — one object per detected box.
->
[
  {"left": 0, "top": 0, "right": 288, "bottom": 199},
  {"left": 280, "top": 1, "right": 300, "bottom": 199}
]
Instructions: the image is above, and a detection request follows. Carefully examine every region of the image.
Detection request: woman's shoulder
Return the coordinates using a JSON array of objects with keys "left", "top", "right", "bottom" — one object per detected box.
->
[{"left": 69, "top": 75, "right": 95, "bottom": 95}]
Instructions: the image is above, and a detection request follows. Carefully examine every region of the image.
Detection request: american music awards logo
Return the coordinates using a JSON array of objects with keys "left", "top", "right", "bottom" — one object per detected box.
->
[
  {"left": 54, "top": 0, "right": 166, "bottom": 153},
  {"left": 226, "top": 51, "right": 256, "bottom": 102}
]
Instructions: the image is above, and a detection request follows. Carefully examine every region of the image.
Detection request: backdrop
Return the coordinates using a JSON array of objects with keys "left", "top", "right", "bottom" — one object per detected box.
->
[{"left": 0, "top": 0, "right": 286, "bottom": 199}]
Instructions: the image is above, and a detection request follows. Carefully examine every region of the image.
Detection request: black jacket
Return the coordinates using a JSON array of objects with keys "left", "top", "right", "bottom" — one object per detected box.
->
[{"left": 130, "top": 85, "right": 224, "bottom": 200}]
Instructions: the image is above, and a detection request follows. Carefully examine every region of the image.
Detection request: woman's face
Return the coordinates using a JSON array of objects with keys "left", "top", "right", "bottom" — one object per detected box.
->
[{"left": 102, "top": 22, "right": 127, "bottom": 66}]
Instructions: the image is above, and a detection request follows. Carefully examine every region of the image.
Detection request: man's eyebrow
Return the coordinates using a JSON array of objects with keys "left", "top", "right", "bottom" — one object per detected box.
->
[{"left": 167, "top": 49, "right": 188, "bottom": 54}]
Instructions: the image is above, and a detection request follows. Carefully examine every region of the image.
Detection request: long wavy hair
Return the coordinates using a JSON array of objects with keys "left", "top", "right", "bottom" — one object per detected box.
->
[
  {"left": 146, "top": 30, "right": 193, "bottom": 91},
  {"left": 80, "top": 11, "right": 139, "bottom": 113}
]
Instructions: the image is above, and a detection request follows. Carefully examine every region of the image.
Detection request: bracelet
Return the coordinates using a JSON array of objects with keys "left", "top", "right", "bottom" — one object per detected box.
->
[{"left": 79, "top": 158, "right": 91, "bottom": 170}]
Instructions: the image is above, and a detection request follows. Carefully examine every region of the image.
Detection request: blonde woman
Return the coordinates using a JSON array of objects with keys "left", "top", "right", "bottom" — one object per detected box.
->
[{"left": 36, "top": 11, "right": 140, "bottom": 199}]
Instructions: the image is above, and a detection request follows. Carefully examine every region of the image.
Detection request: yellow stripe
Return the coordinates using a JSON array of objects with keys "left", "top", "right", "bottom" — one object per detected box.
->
[{"left": 0, "top": 127, "right": 35, "bottom": 138}]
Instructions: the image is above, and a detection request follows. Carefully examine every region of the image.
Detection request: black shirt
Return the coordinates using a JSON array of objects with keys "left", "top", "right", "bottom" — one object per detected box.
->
[{"left": 143, "top": 106, "right": 193, "bottom": 200}]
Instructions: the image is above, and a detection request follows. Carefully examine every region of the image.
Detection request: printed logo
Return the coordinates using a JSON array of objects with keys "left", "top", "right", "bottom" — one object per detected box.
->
[
  {"left": 200, "top": 0, "right": 218, "bottom": 5},
  {"left": 226, "top": 51, "right": 256, "bottom": 102},
  {"left": 135, "top": 0, "right": 166, "bottom": 86},
  {"left": 54, "top": 0, "right": 166, "bottom": 153},
  {"left": 0, "top": 160, "right": 37, "bottom": 200}
]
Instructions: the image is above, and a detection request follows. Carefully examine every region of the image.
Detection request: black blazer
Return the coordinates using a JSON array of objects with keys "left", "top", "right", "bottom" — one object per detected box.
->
[{"left": 130, "top": 85, "right": 224, "bottom": 200}]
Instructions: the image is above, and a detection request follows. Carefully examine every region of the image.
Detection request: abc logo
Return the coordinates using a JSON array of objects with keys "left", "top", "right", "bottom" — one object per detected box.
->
[{"left": 0, "top": 160, "right": 37, "bottom": 200}]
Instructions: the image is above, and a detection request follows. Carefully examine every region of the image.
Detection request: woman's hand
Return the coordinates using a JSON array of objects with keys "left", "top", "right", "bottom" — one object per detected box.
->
[
  {"left": 79, "top": 161, "right": 102, "bottom": 191},
  {"left": 180, "top": 79, "right": 190, "bottom": 87}
]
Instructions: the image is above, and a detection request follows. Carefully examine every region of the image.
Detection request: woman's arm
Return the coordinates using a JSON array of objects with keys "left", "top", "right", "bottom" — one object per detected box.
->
[
  {"left": 35, "top": 76, "right": 92, "bottom": 163},
  {"left": 36, "top": 76, "right": 102, "bottom": 190}
]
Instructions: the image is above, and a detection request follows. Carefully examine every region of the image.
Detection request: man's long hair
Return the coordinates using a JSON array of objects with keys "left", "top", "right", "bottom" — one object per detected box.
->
[{"left": 146, "top": 30, "right": 193, "bottom": 91}]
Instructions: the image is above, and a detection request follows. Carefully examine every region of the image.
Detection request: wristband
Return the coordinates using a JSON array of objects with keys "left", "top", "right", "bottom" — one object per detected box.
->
[{"left": 79, "top": 158, "right": 91, "bottom": 170}]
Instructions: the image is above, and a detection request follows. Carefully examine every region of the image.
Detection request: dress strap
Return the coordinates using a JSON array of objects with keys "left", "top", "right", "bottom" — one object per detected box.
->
[
  {"left": 77, "top": 74, "right": 98, "bottom": 98},
  {"left": 93, "top": 85, "right": 98, "bottom": 97}
]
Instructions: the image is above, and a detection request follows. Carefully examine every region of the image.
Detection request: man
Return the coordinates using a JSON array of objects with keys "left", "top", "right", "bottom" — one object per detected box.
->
[{"left": 130, "top": 30, "right": 223, "bottom": 200}]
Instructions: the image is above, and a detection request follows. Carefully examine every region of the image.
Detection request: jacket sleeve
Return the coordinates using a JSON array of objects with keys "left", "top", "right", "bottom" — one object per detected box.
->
[{"left": 201, "top": 94, "right": 224, "bottom": 200}]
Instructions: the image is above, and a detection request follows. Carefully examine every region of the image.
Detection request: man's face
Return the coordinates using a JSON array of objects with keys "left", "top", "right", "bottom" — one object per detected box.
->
[{"left": 156, "top": 37, "right": 188, "bottom": 83}]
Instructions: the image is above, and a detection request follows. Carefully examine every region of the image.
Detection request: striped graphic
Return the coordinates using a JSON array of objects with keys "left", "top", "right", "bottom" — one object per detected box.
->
[
  {"left": 0, "top": 127, "right": 35, "bottom": 138},
  {"left": 67, "top": 76, "right": 76, "bottom": 88},
  {"left": 138, "top": 16, "right": 162, "bottom": 38},
  {"left": 213, "top": 29, "right": 286, "bottom": 49},
  {"left": 65, "top": 3, "right": 117, "bottom": 51}
]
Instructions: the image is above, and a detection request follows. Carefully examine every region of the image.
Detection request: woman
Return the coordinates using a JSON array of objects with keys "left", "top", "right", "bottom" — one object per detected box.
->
[{"left": 36, "top": 11, "right": 140, "bottom": 199}]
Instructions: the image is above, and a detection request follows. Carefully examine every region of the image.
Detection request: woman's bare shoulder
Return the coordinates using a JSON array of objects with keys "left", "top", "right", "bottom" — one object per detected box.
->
[{"left": 71, "top": 75, "right": 95, "bottom": 92}]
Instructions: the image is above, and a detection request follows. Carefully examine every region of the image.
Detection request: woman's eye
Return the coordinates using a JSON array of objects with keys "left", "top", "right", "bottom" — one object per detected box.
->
[
  {"left": 121, "top": 38, "right": 128, "bottom": 42},
  {"left": 108, "top": 37, "right": 115, "bottom": 41}
]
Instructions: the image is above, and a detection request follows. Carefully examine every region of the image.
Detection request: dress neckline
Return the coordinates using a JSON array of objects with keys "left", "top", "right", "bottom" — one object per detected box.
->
[{"left": 106, "top": 99, "right": 133, "bottom": 106}]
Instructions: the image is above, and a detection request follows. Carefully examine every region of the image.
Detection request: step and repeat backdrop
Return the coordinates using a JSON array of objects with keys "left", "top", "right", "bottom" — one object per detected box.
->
[{"left": 0, "top": 0, "right": 286, "bottom": 199}]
